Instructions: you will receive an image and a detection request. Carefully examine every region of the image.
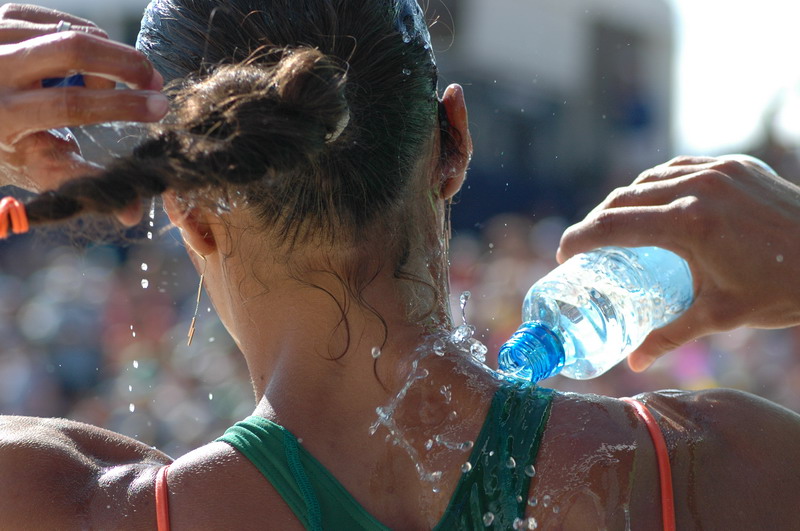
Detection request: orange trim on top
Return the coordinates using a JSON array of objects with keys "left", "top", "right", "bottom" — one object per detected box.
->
[
  {"left": 155, "top": 465, "right": 171, "bottom": 531},
  {"left": 0, "top": 197, "right": 29, "bottom": 239},
  {"left": 621, "top": 397, "right": 676, "bottom": 531}
]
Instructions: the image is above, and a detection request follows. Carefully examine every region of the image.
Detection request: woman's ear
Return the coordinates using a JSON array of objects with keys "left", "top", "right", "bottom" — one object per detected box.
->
[
  {"left": 162, "top": 192, "right": 218, "bottom": 257},
  {"left": 440, "top": 84, "right": 473, "bottom": 200}
]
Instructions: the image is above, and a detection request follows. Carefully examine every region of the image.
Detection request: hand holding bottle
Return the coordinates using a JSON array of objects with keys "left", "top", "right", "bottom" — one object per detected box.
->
[{"left": 557, "top": 155, "right": 800, "bottom": 372}]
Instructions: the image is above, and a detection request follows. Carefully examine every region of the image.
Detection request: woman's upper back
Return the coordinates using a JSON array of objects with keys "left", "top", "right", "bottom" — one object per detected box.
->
[{"left": 2, "top": 385, "right": 799, "bottom": 529}]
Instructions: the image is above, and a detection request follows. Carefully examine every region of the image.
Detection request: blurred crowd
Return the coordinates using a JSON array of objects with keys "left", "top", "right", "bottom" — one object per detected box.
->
[
  {"left": 0, "top": 186, "right": 798, "bottom": 457},
  {"left": 0, "top": 227, "right": 252, "bottom": 457}
]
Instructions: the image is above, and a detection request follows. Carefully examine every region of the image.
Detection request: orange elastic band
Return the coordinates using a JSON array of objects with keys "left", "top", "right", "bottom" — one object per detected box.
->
[
  {"left": 0, "top": 197, "right": 29, "bottom": 239},
  {"left": 621, "top": 397, "right": 676, "bottom": 531}
]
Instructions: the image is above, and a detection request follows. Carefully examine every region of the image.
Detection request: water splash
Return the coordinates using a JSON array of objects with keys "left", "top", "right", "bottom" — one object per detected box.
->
[
  {"left": 513, "top": 517, "right": 538, "bottom": 530},
  {"left": 369, "top": 359, "right": 444, "bottom": 482},
  {"left": 433, "top": 338, "right": 446, "bottom": 356}
]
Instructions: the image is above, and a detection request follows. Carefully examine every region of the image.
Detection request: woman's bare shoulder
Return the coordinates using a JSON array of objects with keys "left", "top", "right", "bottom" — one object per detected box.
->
[
  {"left": 0, "top": 415, "right": 171, "bottom": 529},
  {"left": 165, "top": 441, "right": 304, "bottom": 530},
  {"left": 532, "top": 388, "right": 800, "bottom": 528},
  {"left": 635, "top": 388, "right": 800, "bottom": 528}
]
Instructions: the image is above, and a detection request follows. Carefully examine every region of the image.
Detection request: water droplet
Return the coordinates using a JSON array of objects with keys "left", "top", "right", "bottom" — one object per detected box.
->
[
  {"left": 141, "top": 279, "right": 149, "bottom": 289},
  {"left": 513, "top": 518, "right": 526, "bottom": 530},
  {"left": 433, "top": 338, "right": 446, "bottom": 356},
  {"left": 527, "top": 496, "right": 538, "bottom": 507},
  {"left": 460, "top": 291, "right": 471, "bottom": 308},
  {"left": 402, "top": 34, "right": 412, "bottom": 43},
  {"left": 132, "top": 360, "right": 139, "bottom": 369},
  {"left": 129, "top": 403, "right": 135, "bottom": 413},
  {"left": 128, "top": 385, "right": 133, "bottom": 392},
  {"left": 516, "top": 495, "right": 523, "bottom": 503},
  {"left": 777, "top": 254, "right": 785, "bottom": 263},
  {"left": 470, "top": 341, "right": 488, "bottom": 362},
  {"left": 209, "top": 337, "right": 215, "bottom": 343},
  {"left": 146, "top": 231, "right": 153, "bottom": 240},
  {"left": 552, "top": 505, "right": 560, "bottom": 514},
  {"left": 482, "top": 512, "right": 495, "bottom": 526},
  {"left": 506, "top": 457, "right": 517, "bottom": 468},
  {"left": 450, "top": 324, "right": 475, "bottom": 344},
  {"left": 402, "top": 68, "right": 411, "bottom": 76},
  {"left": 524, "top": 464, "right": 536, "bottom": 477},
  {"left": 526, "top": 517, "right": 538, "bottom": 529},
  {"left": 208, "top": 393, "right": 213, "bottom": 400},
  {"left": 461, "top": 462, "right": 473, "bottom": 473},
  {"left": 141, "top": 263, "right": 148, "bottom": 271},
  {"left": 371, "top": 346, "right": 382, "bottom": 359},
  {"left": 440, "top": 384, "right": 452, "bottom": 403},
  {"left": 542, "top": 494, "right": 551, "bottom": 508},
  {"left": 425, "top": 439, "right": 434, "bottom": 451}
]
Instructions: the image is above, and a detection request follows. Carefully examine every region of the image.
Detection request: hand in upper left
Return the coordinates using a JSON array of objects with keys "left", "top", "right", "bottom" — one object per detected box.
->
[{"left": 0, "top": 4, "right": 169, "bottom": 223}]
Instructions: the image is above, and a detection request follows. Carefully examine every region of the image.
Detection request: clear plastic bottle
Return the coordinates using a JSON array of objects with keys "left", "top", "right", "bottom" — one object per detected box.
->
[{"left": 498, "top": 246, "right": 694, "bottom": 382}]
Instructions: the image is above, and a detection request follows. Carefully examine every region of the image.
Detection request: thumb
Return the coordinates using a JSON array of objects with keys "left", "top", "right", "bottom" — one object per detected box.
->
[{"left": 626, "top": 309, "right": 707, "bottom": 372}]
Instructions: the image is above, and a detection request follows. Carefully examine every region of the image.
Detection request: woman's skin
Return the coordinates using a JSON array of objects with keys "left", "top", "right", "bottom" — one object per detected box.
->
[{"left": 0, "top": 5, "right": 799, "bottom": 530}]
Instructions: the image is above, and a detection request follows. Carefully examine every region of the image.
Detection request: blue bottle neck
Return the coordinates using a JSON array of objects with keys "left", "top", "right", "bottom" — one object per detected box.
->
[{"left": 498, "top": 321, "right": 566, "bottom": 382}]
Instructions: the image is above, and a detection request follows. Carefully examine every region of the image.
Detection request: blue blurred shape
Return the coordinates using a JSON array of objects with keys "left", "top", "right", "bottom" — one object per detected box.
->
[{"left": 42, "top": 75, "right": 86, "bottom": 88}]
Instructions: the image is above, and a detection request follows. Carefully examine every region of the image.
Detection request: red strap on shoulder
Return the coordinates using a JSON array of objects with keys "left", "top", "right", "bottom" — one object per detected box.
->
[
  {"left": 155, "top": 465, "right": 171, "bottom": 531},
  {"left": 621, "top": 397, "right": 676, "bottom": 531}
]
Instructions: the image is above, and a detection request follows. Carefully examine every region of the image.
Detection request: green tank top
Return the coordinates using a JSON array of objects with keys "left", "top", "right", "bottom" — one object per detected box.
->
[{"left": 217, "top": 383, "right": 553, "bottom": 530}]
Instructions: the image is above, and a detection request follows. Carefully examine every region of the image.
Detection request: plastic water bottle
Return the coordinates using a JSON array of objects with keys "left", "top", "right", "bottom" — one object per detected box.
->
[{"left": 498, "top": 246, "right": 694, "bottom": 381}]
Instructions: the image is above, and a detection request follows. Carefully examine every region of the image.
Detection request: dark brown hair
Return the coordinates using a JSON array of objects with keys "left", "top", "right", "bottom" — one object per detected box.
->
[{"left": 25, "top": 0, "right": 443, "bottom": 248}]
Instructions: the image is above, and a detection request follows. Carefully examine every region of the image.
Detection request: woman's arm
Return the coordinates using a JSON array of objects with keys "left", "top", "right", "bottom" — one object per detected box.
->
[
  {"left": 0, "top": 415, "right": 171, "bottom": 528},
  {"left": 643, "top": 388, "right": 800, "bottom": 529},
  {"left": 557, "top": 156, "right": 800, "bottom": 371}
]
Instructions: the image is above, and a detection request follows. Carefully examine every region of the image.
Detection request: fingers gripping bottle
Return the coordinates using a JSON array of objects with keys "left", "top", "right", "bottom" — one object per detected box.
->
[{"left": 498, "top": 247, "right": 694, "bottom": 382}]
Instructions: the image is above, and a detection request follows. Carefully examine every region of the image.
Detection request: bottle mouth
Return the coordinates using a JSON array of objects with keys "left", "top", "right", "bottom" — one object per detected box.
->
[{"left": 498, "top": 321, "right": 565, "bottom": 382}]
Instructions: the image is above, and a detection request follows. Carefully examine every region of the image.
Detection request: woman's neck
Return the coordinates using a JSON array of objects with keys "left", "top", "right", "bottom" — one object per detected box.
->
[{"left": 223, "top": 256, "right": 445, "bottom": 425}]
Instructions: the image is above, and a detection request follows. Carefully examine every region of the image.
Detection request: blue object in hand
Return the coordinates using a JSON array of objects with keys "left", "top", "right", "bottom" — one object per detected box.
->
[{"left": 42, "top": 74, "right": 86, "bottom": 88}]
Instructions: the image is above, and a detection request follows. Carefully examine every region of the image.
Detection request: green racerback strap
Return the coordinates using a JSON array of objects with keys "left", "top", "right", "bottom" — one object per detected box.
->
[{"left": 217, "top": 382, "right": 553, "bottom": 530}]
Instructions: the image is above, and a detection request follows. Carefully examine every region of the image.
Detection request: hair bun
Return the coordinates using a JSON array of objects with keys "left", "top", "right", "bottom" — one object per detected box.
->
[{"left": 164, "top": 47, "right": 350, "bottom": 186}]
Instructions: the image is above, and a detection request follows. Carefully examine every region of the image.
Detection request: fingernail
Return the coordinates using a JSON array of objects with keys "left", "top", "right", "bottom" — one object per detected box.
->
[{"left": 146, "top": 93, "right": 169, "bottom": 118}]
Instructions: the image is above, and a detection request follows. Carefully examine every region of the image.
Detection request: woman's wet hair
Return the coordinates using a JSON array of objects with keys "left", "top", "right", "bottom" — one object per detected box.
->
[{"left": 25, "top": 0, "right": 444, "bottom": 247}]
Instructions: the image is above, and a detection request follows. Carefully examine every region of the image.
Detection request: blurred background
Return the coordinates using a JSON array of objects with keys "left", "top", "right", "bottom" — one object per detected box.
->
[{"left": 2, "top": 0, "right": 799, "bottom": 456}]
